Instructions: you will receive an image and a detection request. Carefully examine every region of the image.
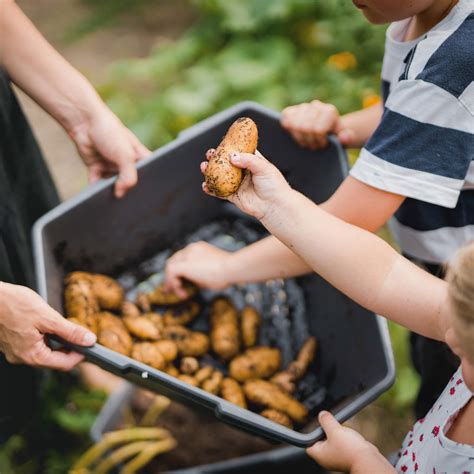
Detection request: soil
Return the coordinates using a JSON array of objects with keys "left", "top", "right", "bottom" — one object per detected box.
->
[{"left": 145, "top": 401, "right": 276, "bottom": 471}]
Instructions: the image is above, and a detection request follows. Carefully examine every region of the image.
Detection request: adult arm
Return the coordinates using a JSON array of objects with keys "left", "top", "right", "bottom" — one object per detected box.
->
[{"left": 0, "top": 1, "right": 149, "bottom": 197}]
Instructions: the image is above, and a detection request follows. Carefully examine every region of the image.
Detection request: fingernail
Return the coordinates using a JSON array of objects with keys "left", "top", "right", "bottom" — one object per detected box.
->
[
  {"left": 231, "top": 153, "right": 240, "bottom": 164},
  {"left": 83, "top": 332, "right": 96, "bottom": 345}
]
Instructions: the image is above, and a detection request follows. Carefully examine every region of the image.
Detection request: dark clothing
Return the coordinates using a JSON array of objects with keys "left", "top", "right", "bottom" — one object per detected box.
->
[
  {"left": 0, "top": 69, "right": 60, "bottom": 441},
  {"left": 409, "top": 260, "right": 460, "bottom": 419}
]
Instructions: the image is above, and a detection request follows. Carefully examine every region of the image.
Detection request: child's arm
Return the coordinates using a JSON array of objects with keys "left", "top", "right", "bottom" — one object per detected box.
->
[
  {"left": 209, "top": 151, "right": 448, "bottom": 342},
  {"left": 307, "top": 411, "right": 395, "bottom": 473},
  {"left": 281, "top": 100, "right": 383, "bottom": 149},
  {"left": 164, "top": 176, "right": 404, "bottom": 293}
]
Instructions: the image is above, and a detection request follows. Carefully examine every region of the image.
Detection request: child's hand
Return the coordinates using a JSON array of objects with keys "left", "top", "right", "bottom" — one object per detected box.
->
[
  {"left": 281, "top": 100, "right": 354, "bottom": 150},
  {"left": 202, "top": 149, "right": 292, "bottom": 220},
  {"left": 306, "top": 411, "right": 380, "bottom": 472},
  {"left": 164, "top": 242, "right": 234, "bottom": 297}
]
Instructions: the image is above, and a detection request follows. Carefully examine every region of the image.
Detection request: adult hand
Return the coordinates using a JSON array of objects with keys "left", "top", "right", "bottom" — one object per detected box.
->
[
  {"left": 281, "top": 100, "right": 355, "bottom": 149},
  {"left": 202, "top": 149, "right": 291, "bottom": 220},
  {"left": 69, "top": 107, "right": 150, "bottom": 198},
  {"left": 0, "top": 282, "right": 96, "bottom": 371},
  {"left": 306, "top": 411, "right": 380, "bottom": 472},
  {"left": 164, "top": 242, "right": 234, "bottom": 297}
]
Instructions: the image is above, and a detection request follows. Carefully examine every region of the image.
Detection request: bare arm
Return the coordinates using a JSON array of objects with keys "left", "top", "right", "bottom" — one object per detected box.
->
[
  {"left": 338, "top": 102, "right": 383, "bottom": 148},
  {"left": 0, "top": 0, "right": 103, "bottom": 132},
  {"left": 214, "top": 152, "right": 448, "bottom": 342},
  {"left": 260, "top": 187, "right": 447, "bottom": 341},
  {"left": 226, "top": 176, "right": 405, "bottom": 284},
  {"left": 0, "top": 1, "right": 149, "bottom": 197}
]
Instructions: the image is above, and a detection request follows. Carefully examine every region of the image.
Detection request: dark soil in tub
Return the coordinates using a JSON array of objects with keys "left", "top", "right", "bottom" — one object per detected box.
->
[{"left": 139, "top": 399, "right": 277, "bottom": 471}]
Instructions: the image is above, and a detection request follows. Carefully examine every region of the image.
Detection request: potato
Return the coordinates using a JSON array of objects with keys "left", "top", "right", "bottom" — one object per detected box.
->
[
  {"left": 64, "top": 276, "right": 98, "bottom": 322},
  {"left": 288, "top": 336, "right": 317, "bottom": 380},
  {"left": 146, "top": 280, "right": 198, "bottom": 306},
  {"left": 162, "top": 325, "right": 210, "bottom": 357},
  {"left": 204, "top": 117, "right": 258, "bottom": 197},
  {"left": 244, "top": 379, "right": 307, "bottom": 423},
  {"left": 241, "top": 306, "right": 261, "bottom": 348},
  {"left": 163, "top": 364, "right": 179, "bottom": 377},
  {"left": 261, "top": 409, "right": 293, "bottom": 429},
  {"left": 202, "top": 370, "right": 223, "bottom": 395},
  {"left": 132, "top": 342, "right": 166, "bottom": 370},
  {"left": 97, "top": 312, "right": 132, "bottom": 356},
  {"left": 229, "top": 346, "right": 281, "bottom": 382},
  {"left": 154, "top": 340, "right": 178, "bottom": 362},
  {"left": 178, "top": 374, "right": 199, "bottom": 387},
  {"left": 210, "top": 297, "right": 240, "bottom": 360},
  {"left": 221, "top": 378, "right": 247, "bottom": 409},
  {"left": 66, "top": 272, "right": 124, "bottom": 311},
  {"left": 194, "top": 365, "right": 214, "bottom": 385},
  {"left": 180, "top": 357, "right": 199, "bottom": 375},
  {"left": 123, "top": 313, "right": 163, "bottom": 340}
]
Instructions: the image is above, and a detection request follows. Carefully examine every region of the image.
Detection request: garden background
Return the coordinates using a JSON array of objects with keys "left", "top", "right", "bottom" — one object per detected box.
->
[{"left": 1, "top": 1, "right": 419, "bottom": 471}]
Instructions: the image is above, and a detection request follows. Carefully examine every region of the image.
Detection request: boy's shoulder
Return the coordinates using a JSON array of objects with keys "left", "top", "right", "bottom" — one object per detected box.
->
[{"left": 409, "top": 10, "right": 474, "bottom": 101}]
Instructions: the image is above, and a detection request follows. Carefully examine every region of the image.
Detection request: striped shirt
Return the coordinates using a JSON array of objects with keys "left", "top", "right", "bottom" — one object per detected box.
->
[{"left": 350, "top": 0, "right": 474, "bottom": 264}]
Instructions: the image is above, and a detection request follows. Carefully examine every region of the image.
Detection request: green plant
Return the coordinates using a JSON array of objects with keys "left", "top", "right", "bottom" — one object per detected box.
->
[
  {"left": 98, "top": 0, "right": 386, "bottom": 149},
  {"left": 0, "top": 373, "right": 106, "bottom": 474}
]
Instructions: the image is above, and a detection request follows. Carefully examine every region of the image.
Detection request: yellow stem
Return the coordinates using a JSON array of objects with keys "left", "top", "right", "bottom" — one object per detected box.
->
[
  {"left": 120, "top": 438, "right": 177, "bottom": 474},
  {"left": 92, "top": 441, "right": 153, "bottom": 474},
  {"left": 140, "top": 395, "right": 171, "bottom": 426},
  {"left": 71, "top": 427, "right": 170, "bottom": 470}
]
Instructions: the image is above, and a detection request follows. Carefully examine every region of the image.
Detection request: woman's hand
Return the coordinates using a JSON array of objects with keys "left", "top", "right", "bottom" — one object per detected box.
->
[
  {"left": 306, "top": 411, "right": 390, "bottom": 473},
  {"left": 202, "top": 149, "right": 292, "bottom": 220},
  {"left": 69, "top": 107, "right": 150, "bottom": 198},
  {"left": 0, "top": 282, "right": 96, "bottom": 371},
  {"left": 281, "top": 100, "right": 355, "bottom": 150},
  {"left": 164, "top": 242, "right": 234, "bottom": 297}
]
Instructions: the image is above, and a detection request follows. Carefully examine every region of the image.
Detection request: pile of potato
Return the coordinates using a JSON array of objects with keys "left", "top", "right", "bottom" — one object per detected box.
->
[{"left": 64, "top": 271, "right": 317, "bottom": 430}]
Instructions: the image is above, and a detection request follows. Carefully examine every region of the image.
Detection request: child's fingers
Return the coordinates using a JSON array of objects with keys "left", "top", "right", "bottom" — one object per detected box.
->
[
  {"left": 205, "top": 148, "right": 216, "bottom": 161},
  {"left": 230, "top": 152, "right": 272, "bottom": 177},
  {"left": 201, "top": 182, "right": 226, "bottom": 200},
  {"left": 318, "top": 410, "right": 340, "bottom": 435},
  {"left": 306, "top": 440, "right": 326, "bottom": 460},
  {"left": 200, "top": 161, "right": 208, "bottom": 174}
]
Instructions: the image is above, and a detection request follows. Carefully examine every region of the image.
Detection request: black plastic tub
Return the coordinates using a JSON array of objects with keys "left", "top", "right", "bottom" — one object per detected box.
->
[{"left": 33, "top": 101, "right": 395, "bottom": 448}]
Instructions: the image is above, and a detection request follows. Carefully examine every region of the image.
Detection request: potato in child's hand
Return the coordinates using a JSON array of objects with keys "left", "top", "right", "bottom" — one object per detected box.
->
[{"left": 204, "top": 117, "right": 258, "bottom": 197}]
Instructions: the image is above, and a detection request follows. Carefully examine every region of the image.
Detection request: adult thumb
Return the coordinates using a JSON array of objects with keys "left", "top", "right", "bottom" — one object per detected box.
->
[{"left": 41, "top": 314, "right": 96, "bottom": 347}]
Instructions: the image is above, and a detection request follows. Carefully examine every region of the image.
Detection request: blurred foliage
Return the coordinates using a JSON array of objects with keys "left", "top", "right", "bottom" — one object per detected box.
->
[
  {"left": 0, "top": 373, "right": 106, "bottom": 474},
  {"left": 97, "top": 0, "right": 386, "bottom": 149}
]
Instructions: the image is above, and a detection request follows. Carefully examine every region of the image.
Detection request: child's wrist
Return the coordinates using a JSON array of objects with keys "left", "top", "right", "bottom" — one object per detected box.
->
[
  {"left": 261, "top": 188, "right": 299, "bottom": 228},
  {"left": 351, "top": 443, "right": 387, "bottom": 472}
]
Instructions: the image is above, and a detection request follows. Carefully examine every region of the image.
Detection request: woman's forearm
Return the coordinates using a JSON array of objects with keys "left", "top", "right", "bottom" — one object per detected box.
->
[
  {"left": 0, "top": 1, "right": 106, "bottom": 133},
  {"left": 261, "top": 189, "right": 447, "bottom": 340}
]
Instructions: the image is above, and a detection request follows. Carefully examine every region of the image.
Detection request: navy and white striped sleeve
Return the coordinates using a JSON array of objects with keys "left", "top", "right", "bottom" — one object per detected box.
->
[{"left": 351, "top": 14, "right": 474, "bottom": 209}]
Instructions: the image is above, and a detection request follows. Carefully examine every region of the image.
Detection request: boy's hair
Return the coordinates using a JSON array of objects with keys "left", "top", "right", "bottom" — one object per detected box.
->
[{"left": 447, "top": 242, "right": 474, "bottom": 362}]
